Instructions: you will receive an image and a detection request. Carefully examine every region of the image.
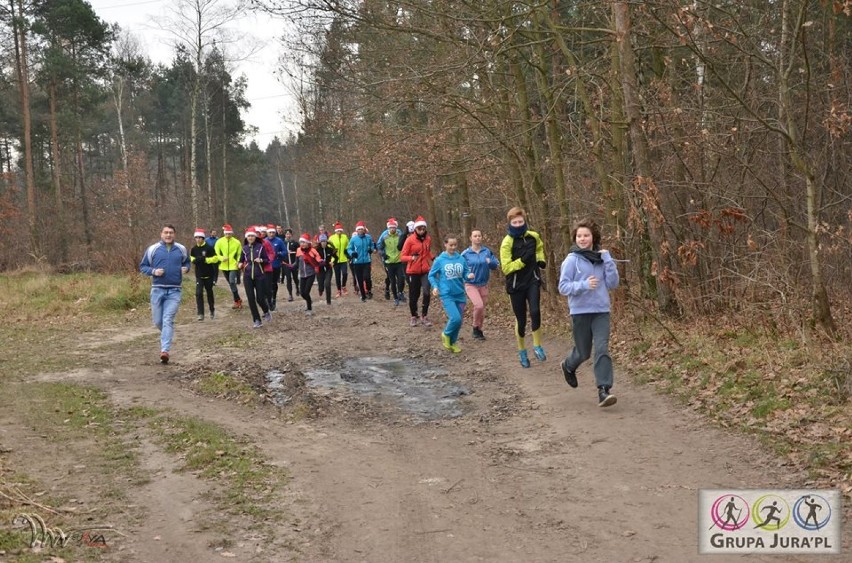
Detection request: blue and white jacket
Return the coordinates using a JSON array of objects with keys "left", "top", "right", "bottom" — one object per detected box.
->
[
  {"left": 558, "top": 250, "right": 619, "bottom": 315},
  {"left": 428, "top": 251, "right": 471, "bottom": 301},
  {"left": 461, "top": 246, "right": 499, "bottom": 287},
  {"left": 346, "top": 233, "right": 376, "bottom": 265},
  {"left": 140, "top": 241, "right": 190, "bottom": 289},
  {"left": 267, "top": 235, "right": 287, "bottom": 269}
]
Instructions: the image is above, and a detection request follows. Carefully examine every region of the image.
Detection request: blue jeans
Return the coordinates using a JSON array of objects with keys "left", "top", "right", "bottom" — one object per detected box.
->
[
  {"left": 440, "top": 296, "right": 466, "bottom": 344},
  {"left": 224, "top": 270, "right": 241, "bottom": 302},
  {"left": 151, "top": 287, "right": 182, "bottom": 352}
]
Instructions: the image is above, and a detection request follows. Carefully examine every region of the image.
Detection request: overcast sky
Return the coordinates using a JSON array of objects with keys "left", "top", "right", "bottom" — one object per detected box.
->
[{"left": 89, "top": 0, "right": 301, "bottom": 149}]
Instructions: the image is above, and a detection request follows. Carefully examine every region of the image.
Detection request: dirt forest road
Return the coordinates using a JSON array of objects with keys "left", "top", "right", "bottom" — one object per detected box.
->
[{"left": 2, "top": 285, "right": 848, "bottom": 562}]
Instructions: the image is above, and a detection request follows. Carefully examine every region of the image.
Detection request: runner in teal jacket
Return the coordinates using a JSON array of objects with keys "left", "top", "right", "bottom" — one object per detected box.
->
[{"left": 429, "top": 235, "right": 473, "bottom": 353}]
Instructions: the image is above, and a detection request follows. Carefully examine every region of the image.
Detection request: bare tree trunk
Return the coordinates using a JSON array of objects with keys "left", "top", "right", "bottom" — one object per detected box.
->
[
  {"left": 48, "top": 81, "right": 68, "bottom": 262},
  {"left": 492, "top": 60, "right": 527, "bottom": 209},
  {"left": 155, "top": 135, "right": 164, "bottom": 207},
  {"left": 76, "top": 136, "right": 93, "bottom": 251},
  {"left": 277, "top": 167, "right": 290, "bottom": 228},
  {"left": 221, "top": 78, "right": 227, "bottom": 224},
  {"left": 190, "top": 86, "right": 200, "bottom": 226},
  {"left": 779, "top": 0, "right": 835, "bottom": 335},
  {"left": 546, "top": 12, "right": 614, "bottom": 242},
  {"left": 11, "top": 0, "right": 38, "bottom": 254},
  {"left": 292, "top": 171, "right": 302, "bottom": 230},
  {"left": 204, "top": 93, "right": 214, "bottom": 225},
  {"left": 111, "top": 76, "right": 132, "bottom": 228},
  {"left": 613, "top": 1, "right": 676, "bottom": 314},
  {"left": 426, "top": 175, "right": 441, "bottom": 248},
  {"left": 532, "top": 7, "right": 570, "bottom": 255}
]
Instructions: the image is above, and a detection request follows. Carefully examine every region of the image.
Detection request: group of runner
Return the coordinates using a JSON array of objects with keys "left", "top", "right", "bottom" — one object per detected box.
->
[{"left": 140, "top": 207, "right": 622, "bottom": 407}]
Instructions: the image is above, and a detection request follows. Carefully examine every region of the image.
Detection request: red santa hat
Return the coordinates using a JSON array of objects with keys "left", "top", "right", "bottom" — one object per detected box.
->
[
  {"left": 266, "top": 224, "right": 277, "bottom": 233},
  {"left": 222, "top": 224, "right": 234, "bottom": 234},
  {"left": 334, "top": 222, "right": 344, "bottom": 233},
  {"left": 299, "top": 233, "right": 311, "bottom": 243},
  {"left": 245, "top": 228, "right": 257, "bottom": 238},
  {"left": 194, "top": 228, "right": 206, "bottom": 238},
  {"left": 355, "top": 221, "right": 366, "bottom": 231},
  {"left": 387, "top": 218, "right": 398, "bottom": 229},
  {"left": 414, "top": 216, "right": 427, "bottom": 228}
]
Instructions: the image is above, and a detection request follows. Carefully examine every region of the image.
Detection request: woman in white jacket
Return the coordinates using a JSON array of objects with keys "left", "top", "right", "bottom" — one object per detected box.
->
[{"left": 558, "top": 219, "right": 620, "bottom": 407}]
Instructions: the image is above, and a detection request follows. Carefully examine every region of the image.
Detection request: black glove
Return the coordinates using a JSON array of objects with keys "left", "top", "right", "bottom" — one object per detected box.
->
[
  {"left": 537, "top": 260, "right": 546, "bottom": 269},
  {"left": 368, "top": 248, "right": 374, "bottom": 254},
  {"left": 349, "top": 251, "right": 358, "bottom": 259},
  {"left": 520, "top": 247, "right": 536, "bottom": 264}
]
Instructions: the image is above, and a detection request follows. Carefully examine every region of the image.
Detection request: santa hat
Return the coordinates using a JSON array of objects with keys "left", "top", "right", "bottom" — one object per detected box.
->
[
  {"left": 266, "top": 224, "right": 277, "bottom": 233},
  {"left": 222, "top": 224, "right": 234, "bottom": 234},
  {"left": 299, "top": 233, "right": 311, "bottom": 243},
  {"left": 414, "top": 216, "right": 427, "bottom": 228},
  {"left": 245, "top": 228, "right": 257, "bottom": 238},
  {"left": 387, "top": 218, "right": 398, "bottom": 229},
  {"left": 406, "top": 220, "right": 416, "bottom": 233},
  {"left": 334, "top": 222, "right": 344, "bottom": 233},
  {"left": 355, "top": 221, "right": 366, "bottom": 230},
  {"left": 193, "top": 228, "right": 206, "bottom": 238}
]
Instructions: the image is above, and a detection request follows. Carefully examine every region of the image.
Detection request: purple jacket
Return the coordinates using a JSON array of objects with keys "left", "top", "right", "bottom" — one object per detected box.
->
[{"left": 241, "top": 241, "right": 269, "bottom": 280}]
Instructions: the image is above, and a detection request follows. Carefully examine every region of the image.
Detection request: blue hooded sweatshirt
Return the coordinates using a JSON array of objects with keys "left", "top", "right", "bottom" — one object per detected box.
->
[
  {"left": 428, "top": 251, "right": 471, "bottom": 301},
  {"left": 461, "top": 246, "right": 499, "bottom": 286}
]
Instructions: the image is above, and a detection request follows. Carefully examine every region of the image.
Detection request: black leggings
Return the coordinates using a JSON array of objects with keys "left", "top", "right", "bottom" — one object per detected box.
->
[
  {"left": 269, "top": 267, "right": 281, "bottom": 301},
  {"left": 195, "top": 277, "right": 215, "bottom": 315},
  {"left": 244, "top": 274, "right": 269, "bottom": 322},
  {"left": 509, "top": 282, "right": 541, "bottom": 337},
  {"left": 407, "top": 273, "right": 431, "bottom": 317},
  {"left": 317, "top": 268, "right": 332, "bottom": 304},
  {"left": 300, "top": 275, "right": 315, "bottom": 310},
  {"left": 385, "top": 263, "right": 405, "bottom": 297},
  {"left": 333, "top": 262, "right": 348, "bottom": 291},
  {"left": 282, "top": 264, "right": 298, "bottom": 296},
  {"left": 351, "top": 263, "right": 372, "bottom": 296}
]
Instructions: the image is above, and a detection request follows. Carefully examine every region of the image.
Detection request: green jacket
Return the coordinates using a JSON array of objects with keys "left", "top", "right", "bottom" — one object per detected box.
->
[
  {"left": 500, "top": 229, "right": 544, "bottom": 294},
  {"left": 214, "top": 235, "right": 243, "bottom": 271},
  {"left": 328, "top": 233, "right": 350, "bottom": 263}
]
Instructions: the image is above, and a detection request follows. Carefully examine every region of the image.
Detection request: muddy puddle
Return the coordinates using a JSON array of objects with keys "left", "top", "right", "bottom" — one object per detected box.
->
[{"left": 267, "top": 357, "right": 469, "bottom": 420}]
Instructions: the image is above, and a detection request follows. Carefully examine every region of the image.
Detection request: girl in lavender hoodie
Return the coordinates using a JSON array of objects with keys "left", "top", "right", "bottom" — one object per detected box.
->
[{"left": 558, "top": 219, "right": 620, "bottom": 407}]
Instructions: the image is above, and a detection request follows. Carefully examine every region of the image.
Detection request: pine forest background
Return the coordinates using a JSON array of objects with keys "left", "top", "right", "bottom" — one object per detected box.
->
[{"left": 0, "top": 0, "right": 850, "bottom": 338}]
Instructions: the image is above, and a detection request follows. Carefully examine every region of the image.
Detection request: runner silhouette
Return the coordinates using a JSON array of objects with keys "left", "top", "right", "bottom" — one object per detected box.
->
[
  {"left": 722, "top": 497, "right": 739, "bottom": 527},
  {"left": 803, "top": 496, "right": 822, "bottom": 529},
  {"left": 755, "top": 500, "right": 782, "bottom": 528}
]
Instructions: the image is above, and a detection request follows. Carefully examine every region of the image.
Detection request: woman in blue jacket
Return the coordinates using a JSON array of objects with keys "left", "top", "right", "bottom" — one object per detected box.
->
[
  {"left": 461, "top": 229, "right": 499, "bottom": 340},
  {"left": 346, "top": 221, "right": 376, "bottom": 302},
  {"left": 558, "top": 219, "right": 620, "bottom": 407},
  {"left": 429, "top": 235, "right": 473, "bottom": 353}
]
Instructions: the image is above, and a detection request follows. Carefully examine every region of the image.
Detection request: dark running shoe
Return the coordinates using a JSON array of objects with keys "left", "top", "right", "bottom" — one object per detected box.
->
[
  {"left": 562, "top": 359, "right": 578, "bottom": 388},
  {"left": 598, "top": 386, "right": 617, "bottom": 407}
]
